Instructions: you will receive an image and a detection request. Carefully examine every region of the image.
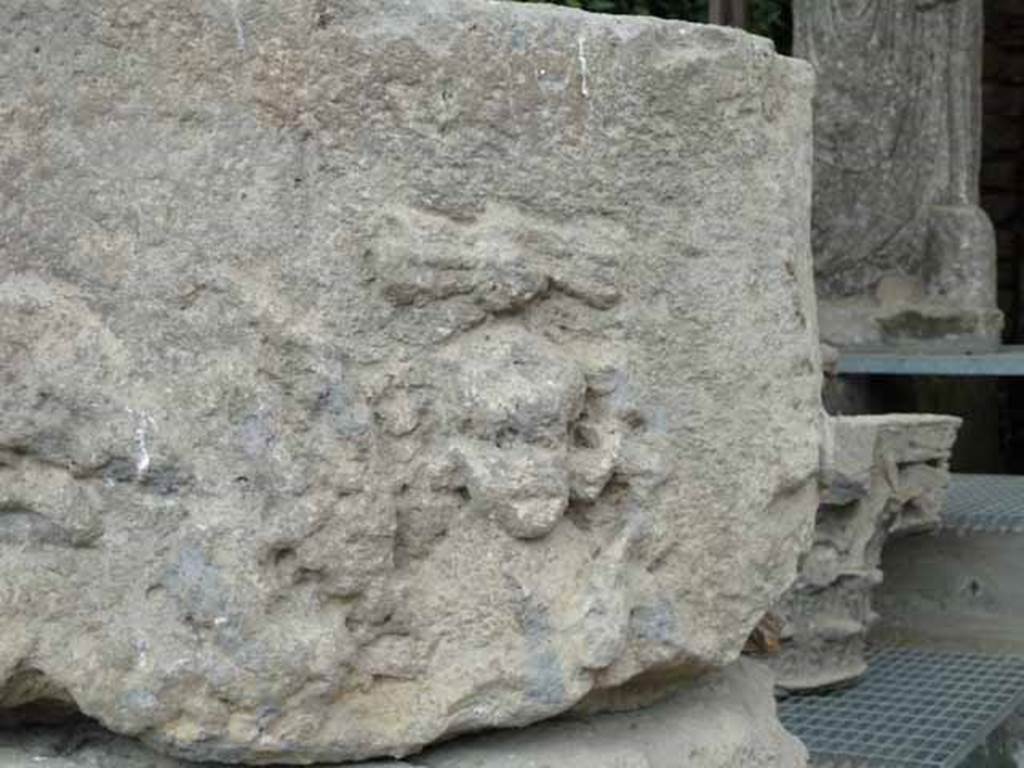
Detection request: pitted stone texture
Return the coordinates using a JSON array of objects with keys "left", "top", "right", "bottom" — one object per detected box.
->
[
  {"left": 794, "top": 0, "right": 1002, "bottom": 350},
  {"left": 415, "top": 660, "right": 808, "bottom": 768},
  {"left": 0, "top": 0, "right": 821, "bottom": 763},
  {"left": 0, "top": 661, "right": 807, "bottom": 768},
  {"left": 766, "top": 415, "right": 961, "bottom": 692}
]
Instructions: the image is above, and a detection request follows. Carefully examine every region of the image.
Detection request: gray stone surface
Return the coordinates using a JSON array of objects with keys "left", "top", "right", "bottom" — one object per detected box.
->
[
  {"left": 874, "top": 530, "right": 1024, "bottom": 657},
  {"left": 0, "top": 0, "right": 821, "bottom": 763},
  {"left": 0, "top": 661, "right": 807, "bottom": 768},
  {"left": 766, "top": 415, "right": 961, "bottom": 691},
  {"left": 794, "top": 0, "right": 1002, "bottom": 350}
]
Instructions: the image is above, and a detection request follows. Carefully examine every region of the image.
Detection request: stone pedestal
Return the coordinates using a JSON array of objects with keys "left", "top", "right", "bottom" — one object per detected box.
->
[{"left": 0, "top": 661, "right": 807, "bottom": 768}]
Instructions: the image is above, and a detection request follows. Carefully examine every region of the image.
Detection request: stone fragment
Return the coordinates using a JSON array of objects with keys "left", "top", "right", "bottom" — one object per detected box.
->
[
  {"left": 0, "top": 0, "right": 821, "bottom": 762},
  {"left": 794, "top": 0, "right": 1002, "bottom": 350},
  {"left": 765, "top": 415, "right": 961, "bottom": 691}
]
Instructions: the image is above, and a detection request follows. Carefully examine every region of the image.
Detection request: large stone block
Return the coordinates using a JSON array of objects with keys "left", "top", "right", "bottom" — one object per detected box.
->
[
  {"left": 0, "top": 0, "right": 821, "bottom": 762},
  {"left": 794, "top": 0, "right": 1003, "bottom": 350}
]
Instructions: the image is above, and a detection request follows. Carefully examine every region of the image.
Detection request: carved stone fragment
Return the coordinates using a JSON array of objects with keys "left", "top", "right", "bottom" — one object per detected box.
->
[
  {"left": 766, "top": 414, "right": 961, "bottom": 691},
  {"left": 1, "top": 0, "right": 821, "bottom": 762}
]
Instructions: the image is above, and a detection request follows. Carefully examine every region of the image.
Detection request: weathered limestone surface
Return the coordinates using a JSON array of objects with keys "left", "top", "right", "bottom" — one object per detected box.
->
[
  {"left": 417, "top": 660, "right": 807, "bottom": 768},
  {"left": 0, "top": 661, "right": 807, "bottom": 768},
  {"left": 794, "top": 0, "right": 1002, "bottom": 349},
  {"left": 0, "top": 0, "right": 821, "bottom": 763},
  {"left": 766, "top": 415, "right": 960, "bottom": 691}
]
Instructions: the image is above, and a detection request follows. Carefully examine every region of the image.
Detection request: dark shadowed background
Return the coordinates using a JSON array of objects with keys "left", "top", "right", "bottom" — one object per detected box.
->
[{"left": 515, "top": 0, "right": 792, "bottom": 53}]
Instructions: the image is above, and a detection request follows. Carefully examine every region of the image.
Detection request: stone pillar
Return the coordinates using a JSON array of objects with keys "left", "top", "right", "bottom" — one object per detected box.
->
[{"left": 795, "top": 0, "right": 1002, "bottom": 350}]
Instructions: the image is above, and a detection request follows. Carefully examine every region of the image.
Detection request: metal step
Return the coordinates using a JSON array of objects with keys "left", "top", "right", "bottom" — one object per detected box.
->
[
  {"left": 836, "top": 347, "right": 1024, "bottom": 377},
  {"left": 778, "top": 647, "right": 1024, "bottom": 767},
  {"left": 941, "top": 474, "right": 1024, "bottom": 534}
]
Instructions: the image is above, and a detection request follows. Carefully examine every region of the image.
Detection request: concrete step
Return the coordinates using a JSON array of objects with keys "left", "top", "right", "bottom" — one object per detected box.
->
[{"left": 873, "top": 474, "right": 1024, "bottom": 655}]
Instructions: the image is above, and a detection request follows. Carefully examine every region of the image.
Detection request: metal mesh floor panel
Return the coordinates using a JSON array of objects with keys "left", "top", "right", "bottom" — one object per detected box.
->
[
  {"left": 941, "top": 474, "right": 1024, "bottom": 533},
  {"left": 778, "top": 647, "right": 1024, "bottom": 768}
]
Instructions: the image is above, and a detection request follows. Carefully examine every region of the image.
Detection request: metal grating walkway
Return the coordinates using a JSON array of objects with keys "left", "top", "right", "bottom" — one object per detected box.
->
[
  {"left": 778, "top": 647, "right": 1024, "bottom": 767},
  {"left": 941, "top": 474, "right": 1024, "bottom": 533}
]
